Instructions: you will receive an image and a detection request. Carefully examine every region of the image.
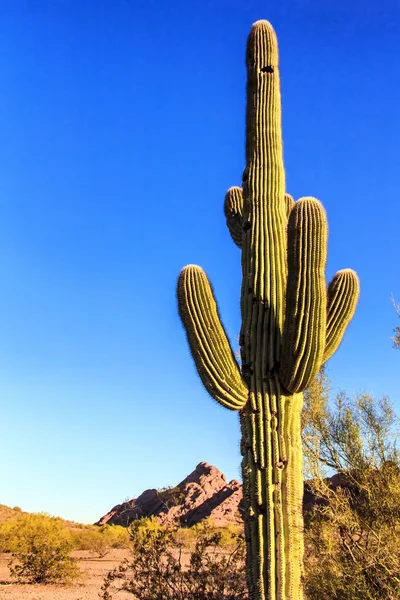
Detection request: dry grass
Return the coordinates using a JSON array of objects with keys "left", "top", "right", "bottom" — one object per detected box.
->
[{"left": 0, "top": 550, "right": 134, "bottom": 600}]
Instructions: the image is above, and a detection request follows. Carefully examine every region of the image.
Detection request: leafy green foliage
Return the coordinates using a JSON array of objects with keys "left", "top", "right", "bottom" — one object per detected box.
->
[
  {"left": 0, "top": 513, "right": 79, "bottom": 583},
  {"left": 188, "top": 520, "right": 243, "bottom": 547},
  {"left": 72, "top": 524, "right": 130, "bottom": 557},
  {"left": 100, "top": 518, "right": 247, "bottom": 600},
  {"left": 125, "top": 515, "right": 166, "bottom": 545},
  {"left": 302, "top": 371, "right": 400, "bottom": 599},
  {"left": 156, "top": 486, "right": 185, "bottom": 509}
]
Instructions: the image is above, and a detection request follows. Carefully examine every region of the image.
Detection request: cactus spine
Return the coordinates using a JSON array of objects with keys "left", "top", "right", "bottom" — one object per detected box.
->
[{"left": 177, "top": 20, "right": 359, "bottom": 600}]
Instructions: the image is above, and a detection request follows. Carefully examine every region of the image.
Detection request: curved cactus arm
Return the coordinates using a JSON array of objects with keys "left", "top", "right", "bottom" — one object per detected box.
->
[
  {"left": 285, "top": 193, "right": 295, "bottom": 219},
  {"left": 324, "top": 269, "right": 360, "bottom": 362},
  {"left": 177, "top": 265, "right": 248, "bottom": 410},
  {"left": 224, "top": 186, "right": 294, "bottom": 248},
  {"left": 279, "top": 197, "right": 328, "bottom": 393},
  {"left": 224, "top": 186, "right": 243, "bottom": 248}
]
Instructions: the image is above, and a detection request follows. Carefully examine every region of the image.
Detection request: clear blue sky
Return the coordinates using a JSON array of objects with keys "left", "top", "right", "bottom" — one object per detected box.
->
[{"left": 0, "top": 0, "right": 399, "bottom": 524}]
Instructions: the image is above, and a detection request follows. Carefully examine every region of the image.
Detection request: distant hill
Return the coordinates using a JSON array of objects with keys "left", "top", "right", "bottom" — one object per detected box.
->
[
  {"left": 2, "top": 463, "right": 350, "bottom": 531},
  {"left": 95, "top": 461, "right": 348, "bottom": 528},
  {"left": 0, "top": 504, "right": 27, "bottom": 524},
  {"left": 0, "top": 503, "right": 91, "bottom": 534},
  {"left": 96, "top": 462, "right": 242, "bottom": 528}
]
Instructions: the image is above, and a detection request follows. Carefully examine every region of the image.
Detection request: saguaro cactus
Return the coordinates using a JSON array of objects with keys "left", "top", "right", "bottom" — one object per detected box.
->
[{"left": 177, "top": 20, "right": 359, "bottom": 600}]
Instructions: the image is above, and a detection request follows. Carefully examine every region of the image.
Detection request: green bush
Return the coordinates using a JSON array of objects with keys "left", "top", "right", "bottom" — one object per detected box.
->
[
  {"left": 101, "top": 518, "right": 247, "bottom": 600},
  {"left": 103, "top": 524, "right": 131, "bottom": 549},
  {"left": 0, "top": 512, "right": 79, "bottom": 583},
  {"left": 184, "top": 520, "right": 243, "bottom": 548},
  {"left": 302, "top": 372, "right": 400, "bottom": 599},
  {"left": 128, "top": 515, "right": 166, "bottom": 546},
  {"left": 73, "top": 524, "right": 130, "bottom": 557}
]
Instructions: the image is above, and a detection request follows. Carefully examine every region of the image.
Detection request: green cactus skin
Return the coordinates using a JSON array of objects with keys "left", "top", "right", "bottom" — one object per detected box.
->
[
  {"left": 224, "top": 189, "right": 295, "bottom": 247},
  {"left": 324, "top": 269, "right": 360, "bottom": 362},
  {"left": 177, "top": 20, "right": 360, "bottom": 600},
  {"left": 178, "top": 265, "right": 247, "bottom": 410},
  {"left": 284, "top": 194, "right": 295, "bottom": 219},
  {"left": 224, "top": 186, "right": 244, "bottom": 248}
]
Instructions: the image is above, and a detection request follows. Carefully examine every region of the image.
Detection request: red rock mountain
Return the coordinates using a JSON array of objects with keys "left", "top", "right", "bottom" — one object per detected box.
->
[
  {"left": 96, "top": 462, "right": 347, "bottom": 528},
  {"left": 96, "top": 462, "right": 242, "bottom": 528}
]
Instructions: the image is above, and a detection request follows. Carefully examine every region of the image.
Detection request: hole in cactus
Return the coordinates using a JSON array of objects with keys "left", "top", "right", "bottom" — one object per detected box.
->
[
  {"left": 261, "top": 65, "right": 274, "bottom": 73},
  {"left": 243, "top": 221, "right": 251, "bottom": 231}
]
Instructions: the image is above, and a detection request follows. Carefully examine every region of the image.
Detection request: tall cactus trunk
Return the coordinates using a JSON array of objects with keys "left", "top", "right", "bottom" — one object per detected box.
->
[
  {"left": 177, "top": 19, "right": 360, "bottom": 600},
  {"left": 239, "top": 24, "right": 303, "bottom": 598},
  {"left": 240, "top": 388, "right": 304, "bottom": 600}
]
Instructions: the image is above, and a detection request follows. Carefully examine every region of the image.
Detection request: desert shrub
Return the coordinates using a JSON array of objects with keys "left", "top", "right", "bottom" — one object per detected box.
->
[
  {"left": 211, "top": 522, "right": 243, "bottom": 547},
  {"left": 100, "top": 518, "right": 247, "bottom": 600},
  {"left": 104, "top": 524, "right": 131, "bottom": 548},
  {"left": 156, "top": 486, "right": 185, "bottom": 509},
  {"left": 73, "top": 524, "right": 131, "bottom": 557},
  {"left": 127, "top": 515, "right": 166, "bottom": 545},
  {"left": 77, "top": 528, "right": 111, "bottom": 558},
  {"left": 0, "top": 512, "right": 79, "bottom": 583},
  {"left": 302, "top": 371, "right": 400, "bottom": 599},
  {"left": 0, "top": 519, "right": 15, "bottom": 553},
  {"left": 187, "top": 520, "right": 243, "bottom": 548}
]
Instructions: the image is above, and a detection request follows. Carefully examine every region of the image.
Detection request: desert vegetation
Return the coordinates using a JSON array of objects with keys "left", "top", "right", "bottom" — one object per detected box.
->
[
  {"left": 0, "top": 512, "right": 130, "bottom": 586},
  {"left": 1, "top": 380, "right": 399, "bottom": 599},
  {"left": 97, "top": 378, "right": 400, "bottom": 600},
  {"left": 176, "top": 18, "right": 360, "bottom": 600},
  {"left": 1, "top": 10, "right": 397, "bottom": 600},
  {"left": 0, "top": 512, "right": 79, "bottom": 584},
  {"left": 101, "top": 519, "right": 247, "bottom": 600},
  {"left": 302, "top": 372, "right": 400, "bottom": 599}
]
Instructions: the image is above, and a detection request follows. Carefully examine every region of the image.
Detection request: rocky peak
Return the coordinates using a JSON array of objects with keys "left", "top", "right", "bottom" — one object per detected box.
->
[
  {"left": 96, "top": 462, "right": 347, "bottom": 529},
  {"left": 95, "top": 462, "right": 242, "bottom": 528}
]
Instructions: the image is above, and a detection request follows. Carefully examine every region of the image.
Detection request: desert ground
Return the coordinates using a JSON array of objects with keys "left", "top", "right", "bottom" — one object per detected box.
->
[{"left": 0, "top": 549, "right": 133, "bottom": 600}]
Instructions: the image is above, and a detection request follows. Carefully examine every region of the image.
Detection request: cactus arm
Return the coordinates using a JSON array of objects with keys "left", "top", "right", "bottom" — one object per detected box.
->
[
  {"left": 279, "top": 197, "right": 328, "bottom": 393},
  {"left": 284, "top": 193, "right": 295, "bottom": 219},
  {"left": 224, "top": 187, "right": 294, "bottom": 247},
  {"left": 324, "top": 269, "right": 360, "bottom": 362},
  {"left": 177, "top": 265, "right": 248, "bottom": 410},
  {"left": 224, "top": 186, "right": 244, "bottom": 247}
]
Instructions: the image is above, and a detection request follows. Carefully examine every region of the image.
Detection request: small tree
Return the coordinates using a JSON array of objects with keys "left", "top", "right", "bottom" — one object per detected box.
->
[
  {"left": 79, "top": 528, "right": 111, "bottom": 558},
  {"left": 73, "top": 524, "right": 131, "bottom": 557},
  {"left": 302, "top": 370, "right": 400, "bottom": 599},
  {"left": 101, "top": 518, "right": 247, "bottom": 600},
  {"left": 0, "top": 512, "right": 79, "bottom": 583},
  {"left": 156, "top": 486, "right": 185, "bottom": 510}
]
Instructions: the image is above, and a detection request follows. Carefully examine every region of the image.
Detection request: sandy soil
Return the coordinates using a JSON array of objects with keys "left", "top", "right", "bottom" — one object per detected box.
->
[{"left": 0, "top": 550, "right": 133, "bottom": 600}]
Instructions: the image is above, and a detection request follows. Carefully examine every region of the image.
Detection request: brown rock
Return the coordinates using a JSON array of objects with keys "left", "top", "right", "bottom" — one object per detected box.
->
[
  {"left": 96, "top": 462, "right": 242, "bottom": 528},
  {"left": 96, "top": 461, "right": 349, "bottom": 528}
]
